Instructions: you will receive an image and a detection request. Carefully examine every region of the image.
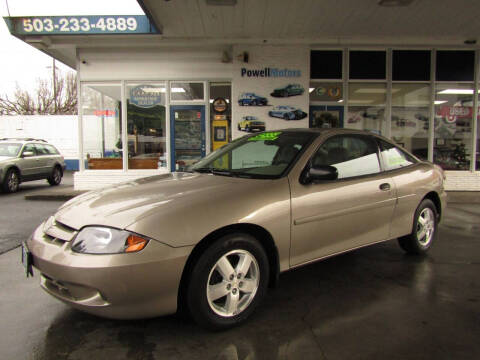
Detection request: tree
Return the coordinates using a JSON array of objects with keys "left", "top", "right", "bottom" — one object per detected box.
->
[{"left": 0, "top": 71, "right": 77, "bottom": 115}]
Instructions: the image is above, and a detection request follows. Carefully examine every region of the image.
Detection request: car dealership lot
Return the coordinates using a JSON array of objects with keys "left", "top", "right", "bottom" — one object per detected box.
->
[{"left": 0, "top": 194, "right": 479, "bottom": 359}]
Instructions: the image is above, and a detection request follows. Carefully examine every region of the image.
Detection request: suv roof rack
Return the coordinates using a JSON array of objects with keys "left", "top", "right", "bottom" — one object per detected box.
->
[{"left": 0, "top": 137, "right": 47, "bottom": 142}]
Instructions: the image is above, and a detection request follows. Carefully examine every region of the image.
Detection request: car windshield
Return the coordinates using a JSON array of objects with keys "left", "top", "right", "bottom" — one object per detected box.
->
[
  {"left": 189, "top": 131, "right": 315, "bottom": 179},
  {"left": 0, "top": 143, "right": 22, "bottom": 157}
]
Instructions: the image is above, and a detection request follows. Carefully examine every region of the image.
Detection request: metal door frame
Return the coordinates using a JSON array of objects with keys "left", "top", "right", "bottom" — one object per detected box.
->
[
  {"left": 309, "top": 105, "right": 344, "bottom": 128},
  {"left": 169, "top": 105, "right": 206, "bottom": 171}
]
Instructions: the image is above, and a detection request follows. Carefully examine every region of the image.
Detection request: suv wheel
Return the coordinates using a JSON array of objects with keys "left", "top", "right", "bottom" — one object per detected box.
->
[
  {"left": 47, "top": 166, "right": 62, "bottom": 186},
  {"left": 2, "top": 169, "right": 20, "bottom": 193},
  {"left": 187, "top": 233, "right": 269, "bottom": 331}
]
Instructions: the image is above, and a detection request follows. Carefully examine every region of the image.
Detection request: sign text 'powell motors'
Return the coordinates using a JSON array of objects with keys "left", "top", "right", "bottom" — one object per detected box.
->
[{"left": 241, "top": 67, "right": 301, "bottom": 78}]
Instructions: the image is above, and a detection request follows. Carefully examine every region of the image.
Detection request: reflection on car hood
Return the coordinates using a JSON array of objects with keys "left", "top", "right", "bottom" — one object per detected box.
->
[{"left": 54, "top": 172, "right": 241, "bottom": 231}]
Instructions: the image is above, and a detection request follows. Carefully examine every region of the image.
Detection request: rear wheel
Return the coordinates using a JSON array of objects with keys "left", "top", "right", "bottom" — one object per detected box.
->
[
  {"left": 187, "top": 233, "right": 269, "bottom": 331},
  {"left": 2, "top": 169, "right": 20, "bottom": 193},
  {"left": 398, "top": 199, "right": 438, "bottom": 254},
  {"left": 47, "top": 166, "right": 62, "bottom": 186}
]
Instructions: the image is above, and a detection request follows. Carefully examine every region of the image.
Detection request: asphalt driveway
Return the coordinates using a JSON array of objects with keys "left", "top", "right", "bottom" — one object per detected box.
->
[
  {"left": 0, "top": 171, "right": 72, "bottom": 254},
  {"left": 0, "top": 196, "right": 479, "bottom": 360}
]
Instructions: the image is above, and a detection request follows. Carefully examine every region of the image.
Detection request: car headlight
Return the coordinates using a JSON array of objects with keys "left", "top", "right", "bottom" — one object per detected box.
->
[{"left": 71, "top": 227, "right": 149, "bottom": 254}]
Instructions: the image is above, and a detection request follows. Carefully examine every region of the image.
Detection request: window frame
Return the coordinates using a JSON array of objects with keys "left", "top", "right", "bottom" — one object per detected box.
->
[
  {"left": 374, "top": 137, "right": 419, "bottom": 173},
  {"left": 21, "top": 143, "right": 37, "bottom": 157},
  {"left": 303, "top": 133, "right": 383, "bottom": 183}
]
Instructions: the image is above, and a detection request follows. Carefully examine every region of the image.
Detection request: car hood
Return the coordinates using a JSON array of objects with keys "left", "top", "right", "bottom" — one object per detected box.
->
[
  {"left": 0, "top": 156, "right": 14, "bottom": 162},
  {"left": 54, "top": 172, "right": 246, "bottom": 231}
]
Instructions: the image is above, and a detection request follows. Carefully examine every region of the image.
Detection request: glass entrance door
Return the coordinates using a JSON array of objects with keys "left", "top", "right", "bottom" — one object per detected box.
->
[
  {"left": 170, "top": 105, "right": 206, "bottom": 171},
  {"left": 309, "top": 105, "right": 344, "bottom": 129}
]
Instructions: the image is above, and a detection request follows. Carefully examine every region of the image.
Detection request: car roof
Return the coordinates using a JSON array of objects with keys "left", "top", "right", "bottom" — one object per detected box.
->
[
  {"left": 271, "top": 128, "right": 405, "bottom": 142},
  {"left": 0, "top": 138, "right": 49, "bottom": 144}
]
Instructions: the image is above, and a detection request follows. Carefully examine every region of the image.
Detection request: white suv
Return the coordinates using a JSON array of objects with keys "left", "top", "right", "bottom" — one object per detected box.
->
[{"left": 0, "top": 138, "right": 66, "bottom": 193}]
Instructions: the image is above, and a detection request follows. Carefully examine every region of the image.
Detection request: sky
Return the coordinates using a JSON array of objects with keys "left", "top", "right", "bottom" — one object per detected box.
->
[{"left": 0, "top": 0, "right": 143, "bottom": 97}]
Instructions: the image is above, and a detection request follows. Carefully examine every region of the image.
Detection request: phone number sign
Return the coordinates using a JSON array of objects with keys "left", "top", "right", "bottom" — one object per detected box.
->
[{"left": 4, "top": 15, "right": 159, "bottom": 35}]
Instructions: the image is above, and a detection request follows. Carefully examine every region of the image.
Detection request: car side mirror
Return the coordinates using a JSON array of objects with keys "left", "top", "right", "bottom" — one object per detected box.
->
[
  {"left": 300, "top": 164, "right": 338, "bottom": 185},
  {"left": 22, "top": 151, "right": 34, "bottom": 158}
]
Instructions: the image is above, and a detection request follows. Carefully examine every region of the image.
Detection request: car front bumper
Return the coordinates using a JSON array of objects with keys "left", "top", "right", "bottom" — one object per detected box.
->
[{"left": 26, "top": 223, "right": 192, "bottom": 319}]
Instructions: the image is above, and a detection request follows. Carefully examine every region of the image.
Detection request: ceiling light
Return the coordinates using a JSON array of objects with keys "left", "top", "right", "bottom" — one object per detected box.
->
[
  {"left": 378, "top": 0, "right": 414, "bottom": 7},
  {"left": 338, "top": 99, "right": 344, "bottom": 103},
  {"left": 354, "top": 88, "right": 386, "bottom": 94},
  {"left": 437, "top": 89, "right": 479, "bottom": 95},
  {"left": 434, "top": 100, "right": 448, "bottom": 105},
  {"left": 348, "top": 100, "right": 376, "bottom": 104}
]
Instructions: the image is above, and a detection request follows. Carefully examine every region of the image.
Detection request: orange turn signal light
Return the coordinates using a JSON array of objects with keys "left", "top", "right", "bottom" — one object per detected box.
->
[{"left": 125, "top": 235, "right": 148, "bottom": 253}]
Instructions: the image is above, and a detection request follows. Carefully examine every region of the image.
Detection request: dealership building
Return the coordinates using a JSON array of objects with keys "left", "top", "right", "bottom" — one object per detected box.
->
[{"left": 4, "top": 0, "right": 480, "bottom": 190}]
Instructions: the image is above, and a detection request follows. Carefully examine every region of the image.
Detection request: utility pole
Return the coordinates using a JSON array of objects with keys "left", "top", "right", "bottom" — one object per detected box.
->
[{"left": 52, "top": 58, "right": 57, "bottom": 113}]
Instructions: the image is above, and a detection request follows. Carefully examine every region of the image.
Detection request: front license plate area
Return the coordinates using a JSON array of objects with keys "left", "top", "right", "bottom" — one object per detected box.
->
[{"left": 21, "top": 242, "right": 34, "bottom": 278}]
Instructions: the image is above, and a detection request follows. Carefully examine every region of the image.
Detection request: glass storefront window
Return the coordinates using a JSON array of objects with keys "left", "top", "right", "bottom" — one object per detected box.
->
[
  {"left": 477, "top": 92, "right": 480, "bottom": 171},
  {"left": 309, "top": 82, "right": 343, "bottom": 103},
  {"left": 347, "top": 83, "right": 386, "bottom": 135},
  {"left": 391, "top": 84, "right": 430, "bottom": 158},
  {"left": 434, "top": 83, "right": 474, "bottom": 170},
  {"left": 170, "top": 82, "right": 204, "bottom": 101},
  {"left": 126, "top": 83, "right": 167, "bottom": 169},
  {"left": 81, "top": 83, "right": 122, "bottom": 170}
]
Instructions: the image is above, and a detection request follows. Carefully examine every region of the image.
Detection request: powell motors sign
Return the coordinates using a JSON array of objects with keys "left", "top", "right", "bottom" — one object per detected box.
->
[{"left": 241, "top": 67, "right": 301, "bottom": 78}]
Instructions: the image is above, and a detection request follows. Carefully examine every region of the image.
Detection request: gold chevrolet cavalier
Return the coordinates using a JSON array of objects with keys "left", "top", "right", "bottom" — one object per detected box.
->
[{"left": 23, "top": 129, "right": 446, "bottom": 330}]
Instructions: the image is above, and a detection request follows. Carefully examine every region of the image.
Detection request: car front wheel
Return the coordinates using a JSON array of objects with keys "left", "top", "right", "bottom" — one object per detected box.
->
[
  {"left": 187, "top": 233, "right": 269, "bottom": 331},
  {"left": 2, "top": 169, "right": 20, "bottom": 193},
  {"left": 398, "top": 199, "right": 438, "bottom": 254},
  {"left": 47, "top": 166, "right": 62, "bottom": 186}
]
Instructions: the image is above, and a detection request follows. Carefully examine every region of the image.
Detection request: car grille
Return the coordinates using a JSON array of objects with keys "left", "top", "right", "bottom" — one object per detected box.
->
[{"left": 43, "top": 217, "right": 77, "bottom": 246}]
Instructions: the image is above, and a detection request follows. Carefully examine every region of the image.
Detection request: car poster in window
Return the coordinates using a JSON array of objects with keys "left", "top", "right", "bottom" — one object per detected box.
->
[{"left": 233, "top": 45, "right": 309, "bottom": 139}]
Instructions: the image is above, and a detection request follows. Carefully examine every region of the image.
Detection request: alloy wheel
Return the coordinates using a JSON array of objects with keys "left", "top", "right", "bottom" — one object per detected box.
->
[
  {"left": 206, "top": 250, "right": 260, "bottom": 317},
  {"left": 8, "top": 171, "right": 19, "bottom": 192},
  {"left": 417, "top": 208, "right": 435, "bottom": 246}
]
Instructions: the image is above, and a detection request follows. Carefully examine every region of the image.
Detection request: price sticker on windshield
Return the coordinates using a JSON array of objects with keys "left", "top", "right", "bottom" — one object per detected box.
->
[{"left": 248, "top": 132, "right": 282, "bottom": 142}]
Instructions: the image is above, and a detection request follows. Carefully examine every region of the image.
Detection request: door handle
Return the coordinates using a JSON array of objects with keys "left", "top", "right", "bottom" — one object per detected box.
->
[{"left": 379, "top": 183, "right": 391, "bottom": 191}]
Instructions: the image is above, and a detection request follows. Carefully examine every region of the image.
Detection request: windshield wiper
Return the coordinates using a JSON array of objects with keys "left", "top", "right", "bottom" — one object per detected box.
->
[{"left": 193, "top": 167, "right": 234, "bottom": 176}]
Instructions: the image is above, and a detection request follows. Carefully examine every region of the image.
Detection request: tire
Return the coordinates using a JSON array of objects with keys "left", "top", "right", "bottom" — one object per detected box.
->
[
  {"left": 283, "top": 114, "right": 290, "bottom": 120},
  {"left": 282, "top": 91, "right": 288, "bottom": 97},
  {"left": 187, "top": 233, "right": 269, "bottom": 331},
  {"left": 398, "top": 199, "right": 438, "bottom": 255},
  {"left": 47, "top": 166, "right": 62, "bottom": 186},
  {"left": 2, "top": 168, "right": 20, "bottom": 193},
  {"left": 245, "top": 126, "right": 250, "bottom": 132},
  {"left": 238, "top": 124, "right": 241, "bottom": 131},
  {"left": 251, "top": 100, "right": 257, "bottom": 106}
]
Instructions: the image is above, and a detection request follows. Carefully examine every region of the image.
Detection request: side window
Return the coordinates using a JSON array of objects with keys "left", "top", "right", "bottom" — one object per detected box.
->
[
  {"left": 44, "top": 144, "right": 59, "bottom": 155},
  {"left": 312, "top": 135, "right": 381, "bottom": 179},
  {"left": 22, "top": 144, "right": 36, "bottom": 156},
  {"left": 34, "top": 144, "right": 49, "bottom": 155},
  {"left": 379, "top": 140, "right": 416, "bottom": 171}
]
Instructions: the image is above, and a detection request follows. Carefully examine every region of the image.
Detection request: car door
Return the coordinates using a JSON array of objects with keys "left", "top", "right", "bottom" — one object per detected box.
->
[
  {"left": 18, "top": 143, "right": 40, "bottom": 179},
  {"left": 33, "top": 144, "right": 52, "bottom": 176},
  {"left": 376, "top": 138, "right": 425, "bottom": 239},
  {"left": 289, "top": 134, "right": 397, "bottom": 267}
]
